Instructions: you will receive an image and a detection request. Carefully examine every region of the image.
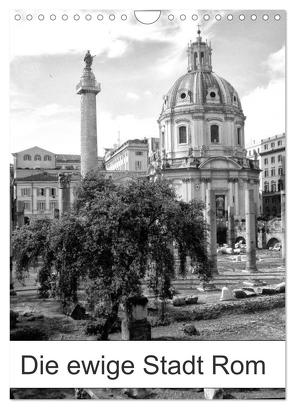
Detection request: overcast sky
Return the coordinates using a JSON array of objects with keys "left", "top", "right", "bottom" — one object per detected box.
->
[{"left": 10, "top": 10, "right": 285, "bottom": 156}]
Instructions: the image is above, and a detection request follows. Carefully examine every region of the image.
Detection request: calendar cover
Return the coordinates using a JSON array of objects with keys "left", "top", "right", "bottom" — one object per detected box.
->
[{"left": 9, "top": 8, "right": 286, "bottom": 402}]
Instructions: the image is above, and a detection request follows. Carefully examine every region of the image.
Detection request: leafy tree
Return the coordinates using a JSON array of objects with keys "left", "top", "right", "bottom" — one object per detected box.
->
[{"left": 12, "top": 173, "right": 210, "bottom": 339}]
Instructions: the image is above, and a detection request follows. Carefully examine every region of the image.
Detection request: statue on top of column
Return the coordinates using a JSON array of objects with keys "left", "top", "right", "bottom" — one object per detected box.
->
[{"left": 84, "top": 50, "right": 94, "bottom": 69}]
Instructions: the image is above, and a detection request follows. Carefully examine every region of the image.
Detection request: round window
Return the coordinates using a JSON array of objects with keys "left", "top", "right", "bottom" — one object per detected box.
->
[
  {"left": 210, "top": 91, "right": 216, "bottom": 98},
  {"left": 180, "top": 92, "right": 186, "bottom": 99}
]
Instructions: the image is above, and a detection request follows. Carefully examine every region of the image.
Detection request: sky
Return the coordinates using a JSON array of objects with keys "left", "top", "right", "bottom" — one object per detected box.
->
[{"left": 10, "top": 9, "right": 285, "bottom": 156}]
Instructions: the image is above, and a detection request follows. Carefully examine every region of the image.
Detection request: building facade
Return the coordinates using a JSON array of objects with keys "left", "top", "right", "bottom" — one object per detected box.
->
[
  {"left": 260, "top": 133, "right": 285, "bottom": 217},
  {"left": 154, "top": 30, "right": 260, "bottom": 217},
  {"left": 150, "top": 29, "right": 260, "bottom": 271},
  {"left": 104, "top": 139, "right": 149, "bottom": 172},
  {"left": 12, "top": 146, "right": 103, "bottom": 224}
]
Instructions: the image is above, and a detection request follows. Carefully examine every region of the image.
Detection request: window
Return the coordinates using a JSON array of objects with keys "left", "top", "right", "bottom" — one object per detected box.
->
[
  {"left": 264, "top": 169, "right": 269, "bottom": 177},
  {"left": 21, "top": 188, "right": 31, "bottom": 196},
  {"left": 278, "top": 167, "right": 283, "bottom": 175},
  {"left": 210, "top": 91, "right": 216, "bottom": 98},
  {"left": 210, "top": 124, "right": 219, "bottom": 143},
  {"left": 264, "top": 158, "right": 268, "bottom": 165},
  {"left": 271, "top": 156, "right": 275, "bottom": 164},
  {"left": 24, "top": 202, "right": 31, "bottom": 211},
  {"left": 278, "top": 140, "right": 282, "bottom": 146},
  {"left": 264, "top": 144, "right": 268, "bottom": 150},
  {"left": 135, "top": 161, "right": 142, "bottom": 171},
  {"left": 178, "top": 126, "right": 187, "bottom": 144},
  {"left": 278, "top": 154, "right": 282, "bottom": 162},
  {"left": 44, "top": 155, "right": 51, "bottom": 161},
  {"left": 180, "top": 92, "right": 186, "bottom": 99},
  {"left": 271, "top": 181, "right": 276, "bottom": 192},
  {"left": 50, "top": 188, "right": 56, "bottom": 197},
  {"left": 37, "top": 188, "right": 45, "bottom": 196},
  {"left": 257, "top": 148, "right": 260, "bottom": 153},
  {"left": 264, "top": 181, "right": 269, "bottom": 192},
  {"left": 34, "top": 154, "right": 41, "bottom": 161},
  {"left": 23, "top": 154, "right": 31, "bottom": 161},
  {"left": 237, "top": 128, "right": 241, "bottom": 145},
  {"left": 271, "top": 168, "right": 276, "bottom": 177},
  {"left": 248, "top": 150, "right": 251, "bottom": 156},
  {"left": 278, "top": 180, "right": 284, "bottom": 191},
  {"left": 271, "top": 142, "right": 275, "bottom": 148},
  {"left": 37, "top": 201, "right": 46, "bottom": 211},
  {"left": 135, "top": 151, "right": 143, "bottom": 156},
  {"left": 50, "top": 201, "right": 58, "bottom": 210}
]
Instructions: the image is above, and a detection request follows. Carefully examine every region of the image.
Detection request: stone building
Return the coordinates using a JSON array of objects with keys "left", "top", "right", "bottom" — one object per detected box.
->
[
  {"left": 104, "top": 139, "right": 149, "bottom": 172},
  {"left": 151, "top": 29, "right": 261, "bottom": 272},
  {"left": 12, "top": 146, "right": 103, "bottom": 224},
  {"left": 260, "top": 133, "right": 285, "bottom": 217}
]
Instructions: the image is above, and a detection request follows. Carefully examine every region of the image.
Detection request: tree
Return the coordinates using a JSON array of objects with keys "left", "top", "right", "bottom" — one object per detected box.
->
[{"left": 12, "top": 173, "right": 210, "bottom": 339}]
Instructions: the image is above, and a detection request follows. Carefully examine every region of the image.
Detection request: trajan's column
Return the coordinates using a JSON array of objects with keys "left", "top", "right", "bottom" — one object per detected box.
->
[{"left": 76, "top": 50, "right": 100, "bottom": 176}]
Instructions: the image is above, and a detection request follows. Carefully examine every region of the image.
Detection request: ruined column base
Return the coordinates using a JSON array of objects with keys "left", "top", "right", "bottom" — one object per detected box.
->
[{"left": 121, "top": 318, "right": 151, "bottom": 341}]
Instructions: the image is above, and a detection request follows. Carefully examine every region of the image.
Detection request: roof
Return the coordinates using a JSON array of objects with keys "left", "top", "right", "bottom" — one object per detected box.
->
[
  {"left": 12, "top": 146, "right": 55, "bottom": 157},
  {"left": 163, "top": 71, "right": 242, "bottom": 111},
  {"left": 16, "top": 172, "right": 58, "bottom": 182},
  {"left": 56, "top": 154, "right": 81, "bottom": 162}
]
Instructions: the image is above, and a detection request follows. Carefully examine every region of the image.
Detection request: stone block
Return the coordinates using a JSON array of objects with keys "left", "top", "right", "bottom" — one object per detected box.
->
[
  {"left": 220, "top": 287, "right": 234, "bottom": 301},
  {"left": 275, "top": 282, "right": 285, "bottom": 293},
  {"left": 172, "top": 296, "right": 187, "bottom": 306},
  {"left": 183, "top": 324, "right": 200, "bottom": 336},
  {"left": 243, "top": 279, "right": 267, "bottom": 287},
  {"left": 259, "top": 287, "right": 277, "bottom": 295},
  {"left": 185, "top": 295, "right": 199, "bottom": 305},
  {"left": 204, "top": 388, "right": 224, "bottom": 399},
  {"left": 233, "top": 289, "right": 247, "bottom": 299},
  {"left": 65, "top": 303, "right": 86, "bottom": 320}
]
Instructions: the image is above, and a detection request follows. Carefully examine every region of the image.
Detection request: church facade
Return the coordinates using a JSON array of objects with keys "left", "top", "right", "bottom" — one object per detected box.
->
[{"left": 153, "top": 30, "right": 260, "bottom": 225}]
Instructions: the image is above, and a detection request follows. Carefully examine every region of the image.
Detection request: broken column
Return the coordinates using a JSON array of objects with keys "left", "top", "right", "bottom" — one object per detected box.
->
[
  {"left": 121, "top": 295, "right": 151, "bottom": 341},
  {"left": 122, "top": 296, "right": 151, "bottom": 399},
  {"left": 227, "top": 205, "right": 235, "bottom": 249},
  {"left": 58, "top": 174, "right": 71, "bottom": 216},
  {"left": 206, "top": 184, "right": 218, "bottom": 275},
  {"left": 245, "top": 186, "right": 258, "bottom": 273}
]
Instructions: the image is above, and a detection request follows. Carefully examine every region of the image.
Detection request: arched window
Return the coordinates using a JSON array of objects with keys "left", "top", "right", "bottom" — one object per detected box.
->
[
  {"left": 34, "top": 154, "right": 41, "bottom": 161},
  {"left": 211, "top": 124, "right": 219, "bottom": 143},
  {"left": 44, "top": 155, "right": 51, "bottom": 161},
  {"left": 23, "top": 154, "right": 31, "bottom": 161},
  {"left": 178, "top": 126, "right": 187, "bottom": 144},
  {"left": 264, "top": 181, "right": 269, "bottom": 192},
  {"left": 271, "top": 180, "right": 276, "bottom": 192},
  {"left": 278, "top": 180, "right": 284, "bottom": 191},
  {"left": 193, "top": 52, "right": 198, "bottom": 69}
]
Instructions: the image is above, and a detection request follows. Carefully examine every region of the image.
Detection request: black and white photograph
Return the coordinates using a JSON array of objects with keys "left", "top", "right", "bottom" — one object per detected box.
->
[{"left": 9, "top": 8, "right": 286, "bottom": 401}]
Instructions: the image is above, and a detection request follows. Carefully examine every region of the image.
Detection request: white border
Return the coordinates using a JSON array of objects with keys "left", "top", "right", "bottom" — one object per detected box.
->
[{"left": 1, "top": 0, "right": 293, "bottom": 408}]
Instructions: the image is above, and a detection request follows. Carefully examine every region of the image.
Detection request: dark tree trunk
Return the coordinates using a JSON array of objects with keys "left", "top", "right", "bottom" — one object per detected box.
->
[{"left": 100, "top": 302, "right": 120, "bottom": 340}]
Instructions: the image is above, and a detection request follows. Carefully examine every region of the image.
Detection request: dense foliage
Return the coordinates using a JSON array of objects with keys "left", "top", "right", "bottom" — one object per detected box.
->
[{"left": 12, "top": 173, "right": 210, "bottom": 338}]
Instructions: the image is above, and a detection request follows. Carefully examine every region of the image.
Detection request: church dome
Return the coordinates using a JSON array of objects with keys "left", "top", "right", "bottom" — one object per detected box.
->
[
  {"left": 164, "top": 71, "right": 242, "bottom": 112},
  {"left": 161, "top": 29, "right": 243, "bottom": 116}
]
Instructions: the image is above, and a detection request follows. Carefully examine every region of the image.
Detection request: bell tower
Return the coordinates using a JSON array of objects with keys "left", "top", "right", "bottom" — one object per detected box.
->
[
  {"left": 187, "top": 27, "right": 212, "bottom": 73},
  {"left": 76, "top": 51, "right": 101, "bottom": 177}
]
